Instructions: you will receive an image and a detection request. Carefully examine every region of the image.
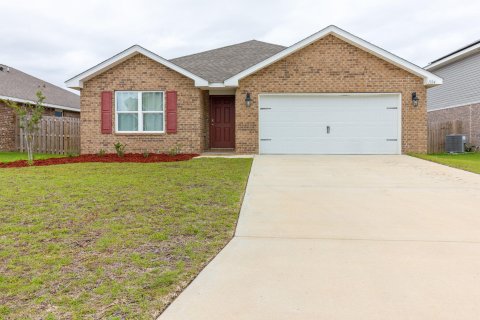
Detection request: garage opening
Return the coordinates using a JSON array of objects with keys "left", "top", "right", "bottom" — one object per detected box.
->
[{"left": 258, "top": 93, "right": 401, "bottom": 155}]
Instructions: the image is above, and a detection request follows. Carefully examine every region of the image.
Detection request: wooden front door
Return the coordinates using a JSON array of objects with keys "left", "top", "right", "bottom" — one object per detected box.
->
[{"left": 210, "top": 96, "right": 235, "bottom": 148}]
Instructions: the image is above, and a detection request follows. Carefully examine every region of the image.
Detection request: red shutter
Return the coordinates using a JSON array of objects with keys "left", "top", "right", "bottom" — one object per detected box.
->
[
  {"left": 101, "top": 91, "right": 113, "bottom": 134},
  {"left": 166, "top": 91, "right": 177, "bottom": 133}
]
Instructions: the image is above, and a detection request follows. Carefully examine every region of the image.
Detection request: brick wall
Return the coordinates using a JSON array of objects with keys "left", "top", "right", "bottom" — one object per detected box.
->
[
  {"left": 0, "top": 101, "right": 79, "bottom": 151},
  {"left": 0, "top": 101, "right": 16, "bottom": 151},
  {"left": 235, "top": 34, "right": 427, "bottom": 154},
  {"left": 428, "top": 103, "right": 480, "bottom": 146},
  {"left": 80, "top": 54, "right": 204, "bottom": 154}
]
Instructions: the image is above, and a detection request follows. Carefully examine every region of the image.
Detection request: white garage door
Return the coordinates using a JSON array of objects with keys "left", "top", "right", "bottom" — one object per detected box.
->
[{"left": 259, "top": 94, "right": 401, "bottom": 154}]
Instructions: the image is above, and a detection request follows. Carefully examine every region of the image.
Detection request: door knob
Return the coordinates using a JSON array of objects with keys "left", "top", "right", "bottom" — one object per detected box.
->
[{"left": 327, "top": 126, "right": 330, "bottom": 134}]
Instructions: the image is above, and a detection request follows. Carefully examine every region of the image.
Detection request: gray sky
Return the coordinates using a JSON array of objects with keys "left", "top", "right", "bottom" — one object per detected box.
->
[{"left": 1, "top": 0, "right": 478, "bottom": 93}]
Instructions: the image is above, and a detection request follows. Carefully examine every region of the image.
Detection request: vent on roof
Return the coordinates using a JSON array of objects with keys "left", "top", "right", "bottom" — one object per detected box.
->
[{"left": 0, "top": 65, "right": 10, "bottom": 72}]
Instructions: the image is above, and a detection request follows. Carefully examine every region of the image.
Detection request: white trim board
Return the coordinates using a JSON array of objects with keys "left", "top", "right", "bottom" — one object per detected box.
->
[
  {"left": 65, "top": 45, "right": 209, "bottom": 89},
  {"left": 425, "top": 42, "right": 480, "bottom": 71},
  {"left": 225, "top": 26, "right": 442, "bottom": 88},
  {"left": 0, "top": 95, "right": 80, "bottom": 112},
  {"left": 427, "top": 100, "right": 480, "bottom": 112}
]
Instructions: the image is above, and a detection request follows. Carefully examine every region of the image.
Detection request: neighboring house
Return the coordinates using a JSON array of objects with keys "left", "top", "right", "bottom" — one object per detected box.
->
[
  {"left": 66, "top": 25, "right": 441, "bottom": 155},
  {"left": 0, "top": 65, "right": 80, "bottom": 151},
  {"left": 425, "top": 40, "right": 480, "bottom": 147}
]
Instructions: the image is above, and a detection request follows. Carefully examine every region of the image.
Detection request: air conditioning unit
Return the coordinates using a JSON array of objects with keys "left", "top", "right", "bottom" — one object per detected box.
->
[{"left": 445, "top": 134, "right": 466, "bottom": 153}]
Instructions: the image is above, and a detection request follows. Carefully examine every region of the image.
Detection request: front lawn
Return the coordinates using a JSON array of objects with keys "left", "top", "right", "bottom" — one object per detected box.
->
[
  {"left": 411, "top": 153, "right": 480, "bottom": 174},
  {"left": 0, "top": 158, "right": 252, "bottom": 319},
  {"left": 0, "top": 152, "right": 65, "bottom": 163}
]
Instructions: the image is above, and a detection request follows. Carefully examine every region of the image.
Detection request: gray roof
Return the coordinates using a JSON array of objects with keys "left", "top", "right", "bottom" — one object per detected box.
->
[
  {"left": 0, "top": 65, "right": 80, "bottom": 110},
  {"left": 170, "top": 40, "right": 286, "bottom": 82}
]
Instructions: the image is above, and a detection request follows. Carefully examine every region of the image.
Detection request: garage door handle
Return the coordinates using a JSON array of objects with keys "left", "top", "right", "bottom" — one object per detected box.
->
[
  {"left": 326, "top": 126, "right": 330, "bottom": 134},
  {"left": 386, "top": 138, "right": 398, "bottom": 141},
  {"left": 260, "top": 138, "right": 272, "bottom": 141}
]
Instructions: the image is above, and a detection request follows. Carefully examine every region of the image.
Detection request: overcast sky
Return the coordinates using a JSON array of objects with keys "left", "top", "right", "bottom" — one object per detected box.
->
[{"left": 1, "top": 0, "right": 478, "bottom": 93}]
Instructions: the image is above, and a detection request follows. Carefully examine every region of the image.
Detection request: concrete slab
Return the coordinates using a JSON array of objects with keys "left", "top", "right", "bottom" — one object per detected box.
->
[{"left": 159, "top": 155, "right": 480, "bottom": 320}]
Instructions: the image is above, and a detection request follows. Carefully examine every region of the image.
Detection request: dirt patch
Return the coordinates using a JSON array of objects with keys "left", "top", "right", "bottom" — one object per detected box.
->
[{"left": 0, "top": 153, "right": 198, "bottom": 168}]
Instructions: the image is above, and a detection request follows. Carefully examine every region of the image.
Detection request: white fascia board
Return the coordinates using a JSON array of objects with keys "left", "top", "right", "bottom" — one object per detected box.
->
[
  {"left": 0, "top": 95, "right": 80, "bottom": 112},
  {"left": 224, "top": 25, "right": 443, "bottom": 88},
  {"left": 65, "top": 45, "right": 209, "bottom": 89},
  {"left": 425, "top": 43, "right": 480, "bottom": 71}
]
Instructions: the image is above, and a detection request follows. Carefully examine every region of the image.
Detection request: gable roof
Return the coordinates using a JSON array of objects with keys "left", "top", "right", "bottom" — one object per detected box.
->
[
  {"left": 224, "top": 25, "right": 442, "bottom": 87},
  {"left": 425, "top": 39, "right": 480, "bottom": 71},
  {"left": 65, "top": 45, "right": 209, "bottom": 89},
  {"left": 170, "top": 40, "right": 286, "bottom": 83},
  {"left": 65, "top": 25, "right": 442, "bottom": 89},
  {"left": 0, "top": 65, "right": 80, "bottom": 111}
]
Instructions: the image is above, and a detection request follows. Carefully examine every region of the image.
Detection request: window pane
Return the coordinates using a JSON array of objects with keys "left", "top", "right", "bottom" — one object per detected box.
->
[
  {"left": 118, "top": 113, "right": 138, "bottom": 131},
  {"left": 117, "top": 92, "right": 138, "bottom": 111},
  {"left": 143, "top": 113, "right": 163, "bottom": 131},
  {"left": 142, "top": 92, "right": 163, "bottom": 111}
]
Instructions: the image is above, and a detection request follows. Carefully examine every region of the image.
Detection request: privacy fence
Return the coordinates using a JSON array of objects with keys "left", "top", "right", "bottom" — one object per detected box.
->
[
  {"left": 16, "top": 116, "right": 80, "bottom": 154},
  {"left": 427, "top": 120, "right": 465, "bottom": 154}
]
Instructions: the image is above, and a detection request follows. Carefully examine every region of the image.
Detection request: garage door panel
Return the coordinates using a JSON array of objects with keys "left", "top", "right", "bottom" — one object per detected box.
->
[{"left": 259, "top": 94, "right": 400, "bottom": 155}]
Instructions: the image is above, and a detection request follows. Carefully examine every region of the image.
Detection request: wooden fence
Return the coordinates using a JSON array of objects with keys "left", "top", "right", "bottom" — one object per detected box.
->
[
  {"left": 428, "top": 120, "right": 465, "bottom": 154},
  {"left": 16, "top": 116, "right": 80, "bottom": 154}
]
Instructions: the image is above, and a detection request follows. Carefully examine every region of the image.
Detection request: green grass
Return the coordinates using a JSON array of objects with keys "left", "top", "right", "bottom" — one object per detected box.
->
[
  {"left": 411, "top": 153, "right": 480, "bottom": 174},
  {"left": 0, "top": 158, "right": 252, "bottom": 319},
  {"left": 0, "top": 152, "right": 65, "bottom": 163}
]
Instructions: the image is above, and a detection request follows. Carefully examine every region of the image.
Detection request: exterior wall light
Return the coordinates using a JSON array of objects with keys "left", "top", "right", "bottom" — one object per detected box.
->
[
  {"left": 245, "top": 92, "right": 252, "bottom": 107},
  {"left": 412, "top": 92, "right": 419, "bottom": 107}
]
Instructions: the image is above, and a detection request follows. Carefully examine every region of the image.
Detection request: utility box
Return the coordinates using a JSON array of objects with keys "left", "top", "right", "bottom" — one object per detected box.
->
[{"left": 445, "top": 134, "right": 466, "bottom": 153}]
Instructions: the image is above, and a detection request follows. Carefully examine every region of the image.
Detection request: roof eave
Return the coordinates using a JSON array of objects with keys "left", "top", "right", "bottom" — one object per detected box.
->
[
  {"left": 65, "top": 45, "right": 209, "bottom": 89},
  {"left": 224, "top": 25, "right": 443, "bottom": 88},
  {"left": 425, "top": 42, "right": 480, "bottom": 71}
]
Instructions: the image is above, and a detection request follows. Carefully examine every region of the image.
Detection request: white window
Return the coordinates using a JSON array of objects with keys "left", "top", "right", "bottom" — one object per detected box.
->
[{"left": 115, "top": 91, "right": 164, "bottom": 133}]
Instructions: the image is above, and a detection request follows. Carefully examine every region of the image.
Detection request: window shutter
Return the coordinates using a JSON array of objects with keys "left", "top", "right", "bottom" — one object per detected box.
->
[
  {"left": 166, "top": 91, "right": 177, "bottom": 133},
  {"left": 101, "top": 91, "right": 113, "bottom": 134}
]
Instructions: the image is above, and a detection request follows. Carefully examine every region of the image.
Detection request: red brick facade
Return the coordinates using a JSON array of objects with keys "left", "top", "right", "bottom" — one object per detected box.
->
[
  {"left": 80, "top": 54, "right": 205, "bottom": 154},
  {"left": 235, "top": 35, "right": 427, "bottom": 153},
  {"left": 80, "top": 35, "right": 428, "bottom": 154}
]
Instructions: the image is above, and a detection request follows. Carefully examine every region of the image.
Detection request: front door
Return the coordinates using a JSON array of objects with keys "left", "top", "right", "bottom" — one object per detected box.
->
[{"left": 210, "top": 96, "right": 235, "bottom": 148}]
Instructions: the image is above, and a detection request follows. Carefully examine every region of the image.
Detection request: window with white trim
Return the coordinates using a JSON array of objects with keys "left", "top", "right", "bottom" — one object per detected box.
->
[{"left": 115, "top": 91, "right": 164, "bottom": 133}]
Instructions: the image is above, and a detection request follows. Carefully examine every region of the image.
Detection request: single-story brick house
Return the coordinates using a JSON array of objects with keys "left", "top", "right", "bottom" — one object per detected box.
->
[
  {"left": 66, "top": 25, "right": 442, "bottom": 155},
  {"left": 425, "top": 40, "right": 480, "bottom": 148},
  {"left": 0, "top": 65, "right": 80, "bottom": 151}
]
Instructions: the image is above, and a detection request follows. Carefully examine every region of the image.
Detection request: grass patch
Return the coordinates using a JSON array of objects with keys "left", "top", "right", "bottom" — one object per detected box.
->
[
  {"left": 0, "top": 152, "right": 65, "bottom": 163},
  {"left": 0, "top": 158, "right": 252, "bottom": 319},
  {"left": 410, "top": 152, "right": 480, "bottom": 174}
]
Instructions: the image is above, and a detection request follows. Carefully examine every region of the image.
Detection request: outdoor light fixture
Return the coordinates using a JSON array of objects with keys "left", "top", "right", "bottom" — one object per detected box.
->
[
  {"left": 245, "top": 92, "right": 252, "bottom": 107},
  {"left": 412, "top": 92, "right": 419, "bottom": 107}
]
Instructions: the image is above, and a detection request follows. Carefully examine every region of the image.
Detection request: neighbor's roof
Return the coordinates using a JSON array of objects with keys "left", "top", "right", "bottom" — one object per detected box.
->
[
  {"left": 170, "top": 40, "right": 286, "bottom": 83},
  {"left": 0, "top": 65, "right": 80, "bottom": 111},
  {"left": 425, "top": 39, "right": 480, "bottom": 71}
]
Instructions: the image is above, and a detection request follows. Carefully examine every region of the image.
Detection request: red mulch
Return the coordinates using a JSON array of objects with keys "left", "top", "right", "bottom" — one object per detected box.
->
[{"left": 0, "top": 153, "right": 199, "bottom": 168}]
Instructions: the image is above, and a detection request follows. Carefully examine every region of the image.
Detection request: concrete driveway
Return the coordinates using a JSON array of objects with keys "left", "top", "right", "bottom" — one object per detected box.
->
[{"left": 159, "top": 155, "right": 480, "bottom": 320}]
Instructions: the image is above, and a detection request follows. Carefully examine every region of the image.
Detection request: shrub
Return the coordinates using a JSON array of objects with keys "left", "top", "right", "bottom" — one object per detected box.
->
[
  {"left": 97, "top": 149, "right": 106, "bottom": 156},
  {"left": 114, "top": 142, "right": 126, "bottom": 157},
  {"left": 168, "top": 144, "right": 182, "bottom": 156}
]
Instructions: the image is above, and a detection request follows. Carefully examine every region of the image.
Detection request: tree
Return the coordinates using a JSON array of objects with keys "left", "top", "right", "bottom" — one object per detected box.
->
[{"left": 2, "top": 91, "right": 46, "bottom": 164}]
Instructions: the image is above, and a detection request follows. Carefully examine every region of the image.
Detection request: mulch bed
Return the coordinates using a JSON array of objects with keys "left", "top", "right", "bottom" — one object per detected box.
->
[{"left": 0, "top": 153, "right": 199, "bottom": 168}]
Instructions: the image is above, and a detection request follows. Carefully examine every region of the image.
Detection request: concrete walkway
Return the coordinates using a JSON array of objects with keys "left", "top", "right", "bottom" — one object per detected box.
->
[{"left": 159, "top": 155, "right": 480, "bottom": 320}]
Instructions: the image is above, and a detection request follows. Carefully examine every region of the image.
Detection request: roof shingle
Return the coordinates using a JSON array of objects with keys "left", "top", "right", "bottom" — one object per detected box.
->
[
  {"left": 0, "top": 65, "right": 80, "bottom": 110},
  {"left": 170, "top": 40, "right": 286, "bottom": 83}
]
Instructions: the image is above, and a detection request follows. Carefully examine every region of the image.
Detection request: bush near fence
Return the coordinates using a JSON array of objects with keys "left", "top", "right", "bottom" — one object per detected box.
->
[{"left": 16, "top": 116, "right": 80, "bottom": 154}]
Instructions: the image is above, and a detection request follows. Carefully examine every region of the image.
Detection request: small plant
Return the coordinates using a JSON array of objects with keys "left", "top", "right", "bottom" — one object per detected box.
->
[
  {"left": 142, "top": 150, "right": 150, "bottom": 158},
  {"left": 114, "top": 142, "right": 126, "bottom": 157},
  {"left": 168, "top": 144, "right": 182, "bottom": 156},
  {"left": 2, "top": 90, "right": 46, "bottom": 164},
  {"left": 66, "top": 152, "right": 78, "bottom": 158},
  {"left": 97, "top": 149, "right": 106, "bottom": 156}
]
